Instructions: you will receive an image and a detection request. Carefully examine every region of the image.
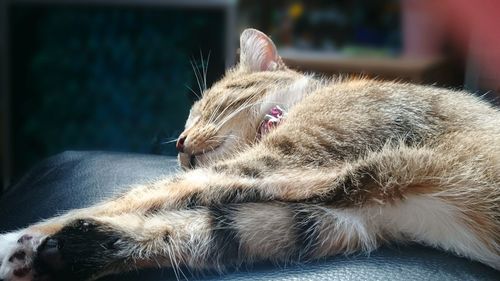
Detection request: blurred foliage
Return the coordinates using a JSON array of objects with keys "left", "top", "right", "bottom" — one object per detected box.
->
[
  {"left": 240, "top": 0, "right": 401, "bottom": 55},
  {"left": 9, "top": 5, "right": 225, "bottom": 179}
]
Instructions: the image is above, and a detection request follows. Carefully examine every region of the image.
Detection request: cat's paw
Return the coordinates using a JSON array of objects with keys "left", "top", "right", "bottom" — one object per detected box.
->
[
  {"left": 0, "top": 231, "right": 46, "bottom": 281},
  {"left": 1, "top": 219, "right": 128, "bottom": 281},
  {"left": 33, "top": 219, "right": 124, "bottom": 281}
]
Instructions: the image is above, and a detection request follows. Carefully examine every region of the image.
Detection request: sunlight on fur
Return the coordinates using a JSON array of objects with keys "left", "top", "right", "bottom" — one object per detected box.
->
[{"left": 0, "top": 28, "right": 499, "bottom": 281}]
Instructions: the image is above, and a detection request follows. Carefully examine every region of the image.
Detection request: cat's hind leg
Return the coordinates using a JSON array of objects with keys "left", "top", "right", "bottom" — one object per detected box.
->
[
  {"left": 0, "top": 202, "right": 380, "bottom": 281},
  {"left": 1, "top": 198, "right": 498, "bottom": 281}
]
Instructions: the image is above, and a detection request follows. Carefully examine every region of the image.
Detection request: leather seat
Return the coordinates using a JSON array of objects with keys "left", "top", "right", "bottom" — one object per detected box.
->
[{"left": 0, "top": 151, "right": 497, "bottom": 280}]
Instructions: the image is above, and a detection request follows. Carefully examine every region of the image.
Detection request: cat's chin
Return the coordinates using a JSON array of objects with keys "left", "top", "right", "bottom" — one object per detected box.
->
[
  {"left": 178, "top": 152, "right": 196, "bottom": 170},
  {"left": 177, "top": 145, "right": 224, "bottom": 170}
]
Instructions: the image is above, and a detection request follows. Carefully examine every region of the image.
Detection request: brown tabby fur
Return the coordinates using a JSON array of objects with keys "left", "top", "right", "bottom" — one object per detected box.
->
[{"left": 0, "top": 29, "right": 498, "bottom": 281}]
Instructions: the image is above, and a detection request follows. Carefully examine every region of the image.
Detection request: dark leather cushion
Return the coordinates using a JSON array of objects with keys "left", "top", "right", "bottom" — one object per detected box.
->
[{"left": 0, "top": 151, "right": 498, "bottom": 281}]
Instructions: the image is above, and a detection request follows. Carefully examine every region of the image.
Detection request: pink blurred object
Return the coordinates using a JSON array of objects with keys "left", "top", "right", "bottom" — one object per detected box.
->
[
  {"left": 438, "top": 0, "right": 500, "bottom": 88},
  {"left": 402, "top": 0, "right": 500, "bottom": 89},
  {"left": 402, "top": 0, "right": 445, "bottom": 58}
]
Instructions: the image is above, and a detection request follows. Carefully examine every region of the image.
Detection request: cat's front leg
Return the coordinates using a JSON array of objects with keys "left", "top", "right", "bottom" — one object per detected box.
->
[
  {"left": 0, "top": 216, "right": 153, "bottom": 281},
  {"left": 0, "top": 220, "right": 81, "bottom": 281},
  {"left": 0, "top": 206, "right": 211, "bottom": 281},
  {"left": 0, "top": 201, "right": 154, "bottom": 281},
  {"left": 0, "top": 201, "right": 379, "bottom": 281},
  {"left": 0, "top": 214, "right": 78, "bottom": 281},
  {"left": 0, "top": 192, "right": 161, "bottom": 281}
]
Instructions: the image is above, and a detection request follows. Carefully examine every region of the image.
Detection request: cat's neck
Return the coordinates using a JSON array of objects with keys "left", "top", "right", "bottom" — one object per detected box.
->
[{"left": 259, "top": 75, "right": 323, "bottom": 116}]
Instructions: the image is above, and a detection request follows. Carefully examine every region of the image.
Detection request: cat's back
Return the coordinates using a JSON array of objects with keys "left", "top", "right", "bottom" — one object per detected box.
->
[
  {"left": 262, "top": 78, "right": 500, "bottom": 171},
  {"left": 287, "top": 78, "right": 500, "bottom": 138}
]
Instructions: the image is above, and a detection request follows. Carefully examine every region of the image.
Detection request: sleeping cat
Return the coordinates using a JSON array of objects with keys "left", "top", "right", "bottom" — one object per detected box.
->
[{"left": 0, "top": 28, "right": 499, "bottom": 281}]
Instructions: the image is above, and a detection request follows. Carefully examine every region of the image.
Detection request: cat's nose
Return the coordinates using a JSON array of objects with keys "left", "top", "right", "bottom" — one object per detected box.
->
[{"left": 176, "top": 136, "right": 186, "bottom": 153}]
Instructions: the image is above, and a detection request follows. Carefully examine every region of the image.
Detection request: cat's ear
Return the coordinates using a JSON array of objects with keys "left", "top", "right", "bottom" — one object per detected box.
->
[{"left": 239, "top": 28, "right": 285, "bottom": 72}]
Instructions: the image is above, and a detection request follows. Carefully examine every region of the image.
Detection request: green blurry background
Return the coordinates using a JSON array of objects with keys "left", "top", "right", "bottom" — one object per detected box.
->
[{"left": 9, "top": 4, "right": 226, "bottom": 181}]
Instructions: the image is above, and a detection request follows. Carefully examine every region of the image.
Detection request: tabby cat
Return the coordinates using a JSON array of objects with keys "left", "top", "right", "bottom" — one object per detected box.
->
[{"left": 0, "top": 29, "right": 499, "bottom": 281}]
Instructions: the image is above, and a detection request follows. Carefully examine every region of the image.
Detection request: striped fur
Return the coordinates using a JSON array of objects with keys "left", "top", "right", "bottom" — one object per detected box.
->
[{"left": 0, "top": 28, "right": 499, "bottom": 281}]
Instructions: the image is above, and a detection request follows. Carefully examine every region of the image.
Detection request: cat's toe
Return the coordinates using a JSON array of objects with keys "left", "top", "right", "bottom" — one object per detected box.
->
[{"left": 0, "top": 231, "right": 46, "bottom": 281}]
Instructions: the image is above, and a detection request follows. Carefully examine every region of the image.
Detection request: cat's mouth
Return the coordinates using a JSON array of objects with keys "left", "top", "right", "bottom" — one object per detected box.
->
[
  {"left": 182, "top": 134, "right": 230, "bottom": 169},
  {"left": 189, "top": 143, "right": 222, "bottom": 168}
]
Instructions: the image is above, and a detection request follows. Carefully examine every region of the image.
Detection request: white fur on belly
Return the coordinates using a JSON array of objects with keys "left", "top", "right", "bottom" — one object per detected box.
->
[{"left": 361, "top": 195, "right": 499, "bottom": 269}]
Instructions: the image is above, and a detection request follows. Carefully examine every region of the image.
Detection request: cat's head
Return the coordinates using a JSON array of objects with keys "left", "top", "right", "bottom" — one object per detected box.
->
[{"left": 177, "top": 28, "right": 306, "bottom": 169}]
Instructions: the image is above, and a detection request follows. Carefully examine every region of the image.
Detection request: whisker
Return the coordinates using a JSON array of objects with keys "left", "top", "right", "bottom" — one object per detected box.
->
[
  {"left": 215, "top": 99, "right": 287, "bottom": 132},
  {"left": 209, "top": 91, "right": 242, "bottom": 125},
  {"left": 199, "top": 50, "right": 207, "bottom": 92},
  {"left": 184, "top": 84, "right": 202, "bottom": 100},
  {"left": 201, "top": 50, "right": 211, "bottom": 91},
  {"left": 190, "top": 57, "right": 204, "bottom": 96},
  {"left": 205, "top": 51, "right": 211, "bottom": 91},
  {"left": 225, "top": 134, "right": 242, "bottom": 140},
  {"left": 214, "top": 102, "right": 254, "bottom": 131},
  {"left": 208, "top": 98, "right": 225, "bottom": 124},
  {"left": 215, "top": 100, "right": 262, "bottom": 129},
  {"left": 212, "top": 97, "right": 243, "bottom": 124},
  {"left": 160, "top": 138, "right": 179, "bottom": 145}
]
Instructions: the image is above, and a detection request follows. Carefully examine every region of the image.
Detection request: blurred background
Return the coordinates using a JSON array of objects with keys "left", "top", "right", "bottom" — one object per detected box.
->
[{"left": 1, "top": 0, "right": 499, "bottom": 190}]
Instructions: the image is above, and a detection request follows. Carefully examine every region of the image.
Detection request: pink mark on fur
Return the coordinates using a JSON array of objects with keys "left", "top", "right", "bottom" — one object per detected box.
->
[{"left": 257, "top": 105, "right": 286, "bottom": 140}]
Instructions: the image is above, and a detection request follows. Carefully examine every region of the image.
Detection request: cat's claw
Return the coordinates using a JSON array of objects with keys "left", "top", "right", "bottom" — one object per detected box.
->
[{"left": 0, "top": 231, "right": 46, "bottom": 281}]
